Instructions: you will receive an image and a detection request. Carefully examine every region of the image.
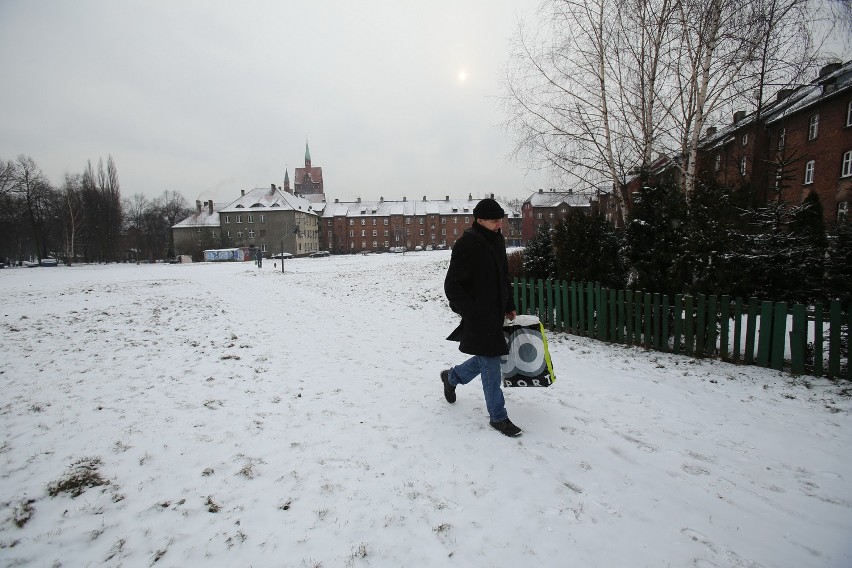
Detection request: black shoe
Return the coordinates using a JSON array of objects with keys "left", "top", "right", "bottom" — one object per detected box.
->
[
  {"left": 441, "top": 369, "right": 456, "bottom": 403},
  {"left": 490, "top": 418, "right": 522, "bottom": 437}
]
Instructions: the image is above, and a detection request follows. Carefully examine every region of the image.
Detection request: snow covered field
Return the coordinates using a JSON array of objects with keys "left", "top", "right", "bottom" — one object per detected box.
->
[{"left": 1, "top": 252, "right": 850, "bottom": 567}]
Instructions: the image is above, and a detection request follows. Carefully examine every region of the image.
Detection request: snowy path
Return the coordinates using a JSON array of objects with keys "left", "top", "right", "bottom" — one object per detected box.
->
[{"left": 1, "top": 254, "right": 850, "bottom": 567}]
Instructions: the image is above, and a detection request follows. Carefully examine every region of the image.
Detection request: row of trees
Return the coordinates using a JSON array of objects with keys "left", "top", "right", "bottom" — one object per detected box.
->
[
  {"left": 520, "top": 176, "right": 852, "bottom": 307},
  {"left": 503, "top": 0, "right": 851, "bottom": 222},
  {"left": 0, "top": 155, "right": 191, "bottom": 264}
]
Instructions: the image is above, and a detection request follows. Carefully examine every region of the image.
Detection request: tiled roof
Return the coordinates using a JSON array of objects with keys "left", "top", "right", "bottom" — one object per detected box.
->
[
  {"left": 320, "top": 197, "right": 508, "bottom": 218},
  {"left": 526, "top": 190, "right": 593, "bottom": 208},
  {"left": 218, "top": 187, "right": 320, "bottom": 215},
  {"left": 172, "top": 202, "right": 226, "bottom": 229}
]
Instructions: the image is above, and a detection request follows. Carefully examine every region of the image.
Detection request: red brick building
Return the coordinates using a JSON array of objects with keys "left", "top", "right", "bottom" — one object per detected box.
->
[
  {"left": 521, "top": 188, "right": 594, "bottom": 242},
  {"left": 320, "top": 194, "right": 511, "bottom": 254},
  {"left": 699, "top": 61, "right": 851, "bottom": 223}
]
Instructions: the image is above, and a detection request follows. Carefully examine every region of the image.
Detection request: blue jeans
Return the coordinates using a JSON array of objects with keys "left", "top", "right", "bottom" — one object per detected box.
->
[{"left": 448, "top": 355, "right": 508, "bottom": 423}]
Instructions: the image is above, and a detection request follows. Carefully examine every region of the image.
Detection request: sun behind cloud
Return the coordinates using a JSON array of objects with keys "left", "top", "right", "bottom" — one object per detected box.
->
[{"left": 458, "top": 70, "right": 468, "bottom": 82}]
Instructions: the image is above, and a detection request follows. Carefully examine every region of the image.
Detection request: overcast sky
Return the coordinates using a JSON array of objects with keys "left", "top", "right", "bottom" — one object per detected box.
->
[{"left": 0, "top": 0, "right": 551, "bottom": 206}]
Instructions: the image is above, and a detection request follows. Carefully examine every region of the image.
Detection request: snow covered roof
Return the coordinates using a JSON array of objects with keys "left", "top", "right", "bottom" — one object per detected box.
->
[
  {"left": 701, "top": 60, "right": 851, "bottom": 148},
  {"left": 525, "top": 190, "right": 593, "bottom": 208},
  {"left": 320, "top": 197, "right": 494, "bottom": 218},
  {"left": 172, "top": 202, "right": 226, "bottom": 229},
  {"left": 218, "top": 187, "right": 320, "bottom": 215}
]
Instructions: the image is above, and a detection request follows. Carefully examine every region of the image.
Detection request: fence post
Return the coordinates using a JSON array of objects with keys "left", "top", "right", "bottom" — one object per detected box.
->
[
  {"left": 696, "top": 294, "right": 706, "bottom": 356},
  {"left": 829, "top": 300, "right": 841, "bottom": 377},
  {"left": 577, "top": 282, "right": 586, "bottom": 336},
  {"left": 720, "top": 295, "right": 730, "bottom": 360},
  {"left": 570, "top": 281, "right": 579, "bottom": 334},
  {"left": 662, "top": 294, "right": 670, "bottom": 352},
  {"left": 513, "top": 277, "right": 520, "bottom": 316},
  {"left": 562, "top": 280, "right": 570, "bottom": 333},
  {"left": 587, "top": 283, "right": 596, "bottom": 338},
  {"left": 651, "top": 292, "right": 661, "bottom": 351},
  {"left": 617, "top": 290, "right": 625, "bottom": 343},
  {"left": 814, "top": 302, "right": 823, "bottom": 376},
  {"left": 625, "top": 290, "right": 634, "bottom": 344},
  {"left": 790, "top": 304, "right": 807, "bottom": 375},
  {"left": 757, "top": 301, "right": 774, "bottom": 368},
  {"left": 609, "top": 289, "right": 617, "bottom": 342},
  {"left": 771, "top": 302, "right": 787, "bottom": 371},
  {"left": 546, "top": 280, "right": 554, "bottom": 328},
  {"left": 745, "top": 298, "right": 758, "bottom": 365},
  {"left": 673, "top": 294, "right": 683, "bottom": 354},
  {"left": 635, "top": 290, "right": 643, "bottom": 347},
  {"left": 732, "top": 297, "right": 743, "bottom": 362},
  {"left": 707, "top": 295, "right": 718, "bottom": 357},
  {"left": 598, "top": 285, "right": 608, "bottom": 341},
  {"left": 684, "top": 295, "right": 694, "bottom": 356}
]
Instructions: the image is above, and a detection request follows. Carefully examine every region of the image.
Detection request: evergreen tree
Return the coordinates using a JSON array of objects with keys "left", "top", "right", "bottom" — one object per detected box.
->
[
  {"left": 788, "top": 191, "right": 828, "bottom": 304},
  {"left": 625, "top": 177, "right": 687, "bottom": 295},
  {"left": 826, "top": 221, "right": 852, "bottom": 307},
  {"left": 523, "top": 224, "right": 556, "bottom": 280},
  {"left": 551, "top": 209, "right": 625, "bottom": 288},
  {"left": 675, "top": 176, "right": 742, "bottom": 296}
]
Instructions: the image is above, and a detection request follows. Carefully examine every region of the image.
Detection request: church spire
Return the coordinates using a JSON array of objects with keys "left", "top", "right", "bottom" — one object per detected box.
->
[
  {"left": 283, "top": 166, "right": 290, "bottom": 191},
  {"left": 305, "top": 139, "right": 311, "bottom": 169}
]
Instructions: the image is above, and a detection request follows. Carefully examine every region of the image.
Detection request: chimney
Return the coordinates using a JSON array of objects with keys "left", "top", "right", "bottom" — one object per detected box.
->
[
  {"left": 422, "top": 195, "right": 426, "bottom": 202},
  {"left": 241, "top": 189, "right": 245, "bottom": 196},
  {"left": 538, "top": 188, "right": 543, "bottom": 194},
  {"left": 468, "top": 193, "right": 472, "bottom": 201},
  {"left": 196, "top": 200, "right": 201, "bottom": 215},
  {"left": 380, "top": 196, "right": 384, "bottom": 203},
  {"left": 706, "top": 126, "right": 717, "bottom": 136},
  {"left": 490, "top": 193, "right": 494, "bottom": 199},
  {"left": 818, "top": 62, "right": 842, "bottom": 79},
  {"left": 445, "top": 195, "right": 449, "bottom": 201},
  {"left": 733, "top": 110, "right": 746, "bottom": 124},
  {"left": 776, "top": 88, "right": 793, "bottom": 102},
  {"left": 357, "top": 197, "right": 361, "bottom": 203},
  {"left": 208, "top": 200, "right": 213, "bottom": 215},
  {"left": 270, "top": 183, "right": 276, "bottom": 196},
  {"left": 403, "top": 196, "right": 407, "bottom": 202},
  {"left": 335, "top": 198, "right": 339, "bottom": 203}
]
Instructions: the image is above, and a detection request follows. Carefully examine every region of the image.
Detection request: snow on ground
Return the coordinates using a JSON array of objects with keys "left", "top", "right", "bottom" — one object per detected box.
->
[{"left": 1, "top": 252, "right": 850, "bottom": 568}]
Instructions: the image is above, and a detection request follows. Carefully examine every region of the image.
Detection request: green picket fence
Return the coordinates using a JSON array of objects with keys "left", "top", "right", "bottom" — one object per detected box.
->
[{"left": 512, "top": 278, "right": 851, "bottom": 379}]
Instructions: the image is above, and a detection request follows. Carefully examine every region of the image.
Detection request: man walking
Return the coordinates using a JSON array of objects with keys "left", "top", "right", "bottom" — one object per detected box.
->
[{"left": 442, "top": 197, "right": 521, "bottom": 437}]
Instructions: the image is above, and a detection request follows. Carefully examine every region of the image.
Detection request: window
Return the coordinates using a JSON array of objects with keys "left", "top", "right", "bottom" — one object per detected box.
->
[
  {"left": 328, "top": 231, "right": 332, "bottom": 239},
  {"left": 842, "top": 151, "right": 852, "bottom": 178},
  {"left": 441, "top": 228, "right": 446, "bottom": 235},
  {"left": 453, "top": 217, "right": 458, "bottom": 224},
  {"left": 349, "top": 219, "right": 354, "bottom": 226},
  {"left": 349, "top": 230, "right": 353, "bottom": 237},
  {"left": 361, "top": 219, "right": 365, "bottom": 226},
  {"left": 804, "top": 160, "right": 815, "bottom": 184},
  {"left": 224, "top": 215, "right": 230, "bottom": 224},
  {"left": 361, "top": 230, "right": 366, "bottom": 237},
  {"left": 328, "top": 220, "right": 332, "bottom": 226},
  {"left": 236, "top": 215, "right": 242, "bottom": 223},
  {"left": 742, "top": 133, "right": 748, "bottom": 145},
  {"left": 419, "top": 218, "right": 424, "bottom": 225},
  {"left": 847, "top": 101, "right": 852, "bottom": 127},
  {"left": 464, "top": 217, "right": 470, "bottom": 223},
  {"left": 778, "top": 128, "right": 786, "bottom": 150},
  {"left": 248, "top": 230, "right": 255, "bottom": 238},
  {"left": 740, "top": 157, "right": 747, "bottom": 176},
  {"left": 383, "top": 230, "right": 388, "bottom": 237},
  {"left": 247, "top": 215, "right": 253, "bottom": 223},
  {"left": 227, "top": 230, "right": 231, "bottom": 238},
  {"left": 808, "top": 114, "right": 819, "bottom": 140},
  {"left": 537, "top": 213, "right": 543, "bottom": 219},
  {"left": 420, "top": 229, "right": 425, "bottom": 236},
  {"left": 384, "top": 219, "right": 388, "bottom": 225},
  {"left": 406, "top": 218, "right": 411, "bottom": 225},
  {"left": 714, "top": 155, "right": 721, "bottom": 172},
  {"left": 372, "top": 219, "right": 376, "bottom": 226},
  {"left": 261, "top": 244, "right": 267, "bottom": 252},
  {"left": 237, "top": 231, "right": 243, "bottom": 238},
  {"left": 372, "top": 230, "right": 377, "bottom": 237}
]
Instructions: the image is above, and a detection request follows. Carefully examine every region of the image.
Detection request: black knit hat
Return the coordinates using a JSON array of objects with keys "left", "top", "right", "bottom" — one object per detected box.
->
[{"left": 473, "top": 198, "right": 505, "bottom": 220}]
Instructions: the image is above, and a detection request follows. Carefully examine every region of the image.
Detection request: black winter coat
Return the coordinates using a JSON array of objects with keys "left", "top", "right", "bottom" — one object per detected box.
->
[{"left": 444, "top": 223, "right": 516, "bottom": 356}]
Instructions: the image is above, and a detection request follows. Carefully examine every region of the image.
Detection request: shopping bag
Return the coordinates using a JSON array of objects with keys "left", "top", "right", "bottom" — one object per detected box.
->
[{"left": 501, "top": 315, "right": 555, "bottom": 387}]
